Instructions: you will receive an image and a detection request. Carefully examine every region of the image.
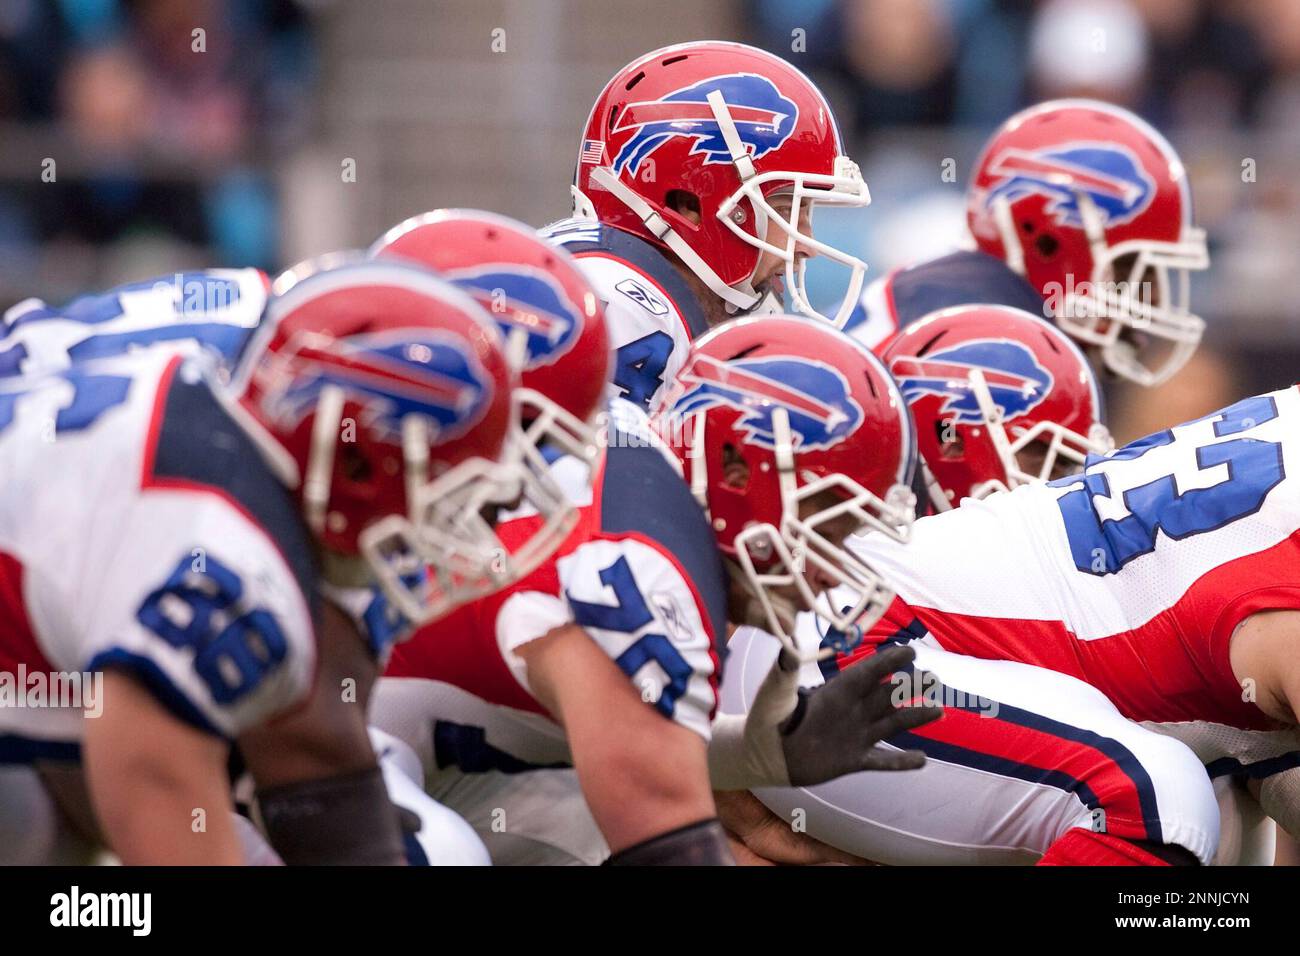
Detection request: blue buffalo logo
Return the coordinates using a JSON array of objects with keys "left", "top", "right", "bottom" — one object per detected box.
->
[
  {"left": 896, "top": 339, "right": 1053, "bottom": 425},
  {"left": 272, "top": 330, "right": 490, "bottom": 443},
  {"left": 445, "top": 265, "right": 582, "bottom": 370},
  {"left": 673, "top": 355, "right": 862, "bottom": 452},
  {"left": 983, "top": 142, "right": 1155, "bottom": 229},
  {"left": 611, "top": 73, "right": 798, "bottom": 178}
]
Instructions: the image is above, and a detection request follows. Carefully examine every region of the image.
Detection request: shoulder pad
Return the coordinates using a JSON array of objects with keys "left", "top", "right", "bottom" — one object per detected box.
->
[
  {"left": 889, "top": 250, "right": 1046, "bottom": 327},
  {"left": 597, "top": 437, "right": 727, "bottom": 643},
  {"left": 542, "top": 220, "right": 709, "bottom": 338}
]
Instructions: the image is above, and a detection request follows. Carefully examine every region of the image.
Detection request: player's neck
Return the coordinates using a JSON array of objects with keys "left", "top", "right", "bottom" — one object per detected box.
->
[{"left": 666, "top": 254, "right": 733, "bottom": 329}]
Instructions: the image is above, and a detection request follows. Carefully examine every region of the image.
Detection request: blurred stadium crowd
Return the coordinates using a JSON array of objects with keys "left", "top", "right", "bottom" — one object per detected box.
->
[
  {"left": 3, "top": 0, "right": 1300, "bottom": 439},
  {"left": 0, "top": 0, "right": 315, "bottom": 289}
]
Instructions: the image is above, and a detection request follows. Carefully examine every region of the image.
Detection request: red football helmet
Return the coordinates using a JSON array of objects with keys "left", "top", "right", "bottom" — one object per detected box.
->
[
  {"left": 883, "top": 305, "right": 1113, "bottom": 512},
  {"left": 573, "top": 41, "right": 870, "bottom": 325},
  {"left": 653, "top": 315, "right": 916, "bottom": 656},
  {"left": 229, "top": 255, "right": 518, "bottom": 623},
  {"left": 371, "top": 208, "right": 612, "bottom": 578},
  {"left": 967, "top": 99, "right": 1209, "bottom": 386}
]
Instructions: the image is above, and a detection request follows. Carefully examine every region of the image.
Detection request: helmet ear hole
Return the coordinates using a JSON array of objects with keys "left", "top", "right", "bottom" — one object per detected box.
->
[
  {"left": 722, "top": 442, "right": 749, "bottom": 490},
  {"left": 339, "top": 442, "right": 373, "bottom": 484},
  {"left": 666, "top": 189, "right": 702, "bottom": 224},
  {"left": 1034, "top": 234, "right": 1059, "bottom": 258},
  {"left": 935, "top": 419, "right": 964, "bottom": 458}
]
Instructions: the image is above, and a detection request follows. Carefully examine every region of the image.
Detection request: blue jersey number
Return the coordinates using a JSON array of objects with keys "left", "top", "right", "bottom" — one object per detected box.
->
[
  {"left": 566, "top": 555, "right": 694, "bottom": 718},
  {"left": 9, "top": 273, "right": 241, "bottom": 328},
  {"left": 1, "top": 273, "right": 251, "bottom": 374},
  {"left": 613, "top": 331, "right": 673, "bottom": 409},
  {"left": 0, "top": 368, "right": 131, "bottom": 435},
  {"left": 137, "top": 553, "right": 289, "bottom": 704},
  {"left": 1054, "top": 395, "right": 1285, "bottom": 575}
]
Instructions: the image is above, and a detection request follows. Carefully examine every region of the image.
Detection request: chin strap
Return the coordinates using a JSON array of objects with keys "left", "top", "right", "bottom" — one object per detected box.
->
[
  {"left": 303, "top": 384, "right": 346, "bottom": 536},
  {"left": 707, "top": 89, "right": 758, "bottom": 183},
  {"left": 588, "top": 165, "right": 760, "bottom": 313},
  {"left": 991, "top": 194, "right": 1027, "bottom": 277}
]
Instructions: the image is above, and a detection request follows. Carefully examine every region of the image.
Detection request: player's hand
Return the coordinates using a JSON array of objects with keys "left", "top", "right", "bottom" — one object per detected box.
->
[
  {"left": 715, "top": 789, "right": 870, "bottom": 866},
  {"left": 780, "top": 643, "right": 942, "bottom": 786},
  {"left": 707, "top": 641, "right": 940, "bottom": 790}
]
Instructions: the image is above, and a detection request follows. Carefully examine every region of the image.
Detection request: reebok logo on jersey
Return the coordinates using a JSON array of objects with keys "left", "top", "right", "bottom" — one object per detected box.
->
[{"left": 615, "top": 277, "right": 668, "bottom": 316}]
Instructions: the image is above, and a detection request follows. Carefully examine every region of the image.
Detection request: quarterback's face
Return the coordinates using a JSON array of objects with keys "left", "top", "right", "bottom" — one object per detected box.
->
[{"left": 752, "top": 192, "right": 816, "bottom": 294}]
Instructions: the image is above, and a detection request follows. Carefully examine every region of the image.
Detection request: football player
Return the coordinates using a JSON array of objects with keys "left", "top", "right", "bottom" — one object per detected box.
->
[
  {"left": 845, "top": 99, "right": 1209, "bottom": 388},
  {"left": 731, "top": 382, "right": 1300, "bottom": 865},
  {"left": 0, "top": 257, "right": 522, "bottom": 864},
  {"left": 543, "top": 40, "right": 872, "bottom": 411},
  {"left": 846, "top": 385, "right": 1300, "bottom": 827},
  {"left": 372, "top": 315, "right": 943, "bottom": 865},
  {"left": 881, "top": 304, "right": 1113, "bottom": 514}
]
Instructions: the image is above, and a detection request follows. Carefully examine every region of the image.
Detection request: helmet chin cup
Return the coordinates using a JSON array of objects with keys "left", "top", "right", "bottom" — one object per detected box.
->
[
  {"left": 1057, "top": 192, "right": 1208, "bottom": 387},
  {"left": 731, "top": 407, "right": 912, "bottom": 663}
]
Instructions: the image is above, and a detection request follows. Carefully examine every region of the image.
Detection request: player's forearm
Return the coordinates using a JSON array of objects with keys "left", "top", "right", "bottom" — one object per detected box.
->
[
  {"left": 239, "top": 599, "right": 379, "bottom": 788},
  {"left": 85, "top": 670, "right": 241, "bottom": 864},
  {"left": 521, "top": 623, "right": 722, "bottom": 854},
  {"left": 240, "top": 604, "right": 406, "bottom": 865},
  {"left": 572, "top": 706, "right": 718, "bottom": 853}
]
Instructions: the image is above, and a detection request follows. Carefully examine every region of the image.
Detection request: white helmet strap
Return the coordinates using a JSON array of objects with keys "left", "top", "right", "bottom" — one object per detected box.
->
[
  {"left": 303, "top": 383, "right": 346, "bottom": 536},
  {"left": 706, "top": 89, "right": 758, "bottom": 183},
  {"left": 991, "top": 194, "right": 1027, "bottom": 277},
  {"left": 589, "top": 165, "right": 761, "bottom": 312}
]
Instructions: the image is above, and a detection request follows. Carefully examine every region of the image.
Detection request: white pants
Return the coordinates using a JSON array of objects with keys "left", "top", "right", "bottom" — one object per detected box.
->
[
  {"left": 370, "top": 676, "right": 608, "bottom": 865},
  {"left": 722, "top": 627, "right": 1222, "bottom": 865},
  {"left": 370, "top": 728, "right": 492, "bottom": 866}
]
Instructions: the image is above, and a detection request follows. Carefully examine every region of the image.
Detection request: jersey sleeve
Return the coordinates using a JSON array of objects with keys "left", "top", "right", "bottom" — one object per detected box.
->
[{"left": 551, "top": 537, "right": 720, "bottom": 741}]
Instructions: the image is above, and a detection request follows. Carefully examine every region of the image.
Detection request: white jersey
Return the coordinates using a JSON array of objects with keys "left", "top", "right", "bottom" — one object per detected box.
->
[
  {"left": 0, "top": 350, "right": 317, "bottom": 744},
  {"left": 0, "top": 269, "right": 267, "bottom": 381},
  {"left": 807, "top": 386, "right": 1300, "bottom": 732},
  {"left": 540, "top": 219, "right": 709, "bottom": 411}
]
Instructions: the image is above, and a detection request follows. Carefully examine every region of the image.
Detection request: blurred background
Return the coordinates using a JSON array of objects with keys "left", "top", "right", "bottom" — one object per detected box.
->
[{"left": 2, "top": 0, "right": 1299, "bottom": 438}]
